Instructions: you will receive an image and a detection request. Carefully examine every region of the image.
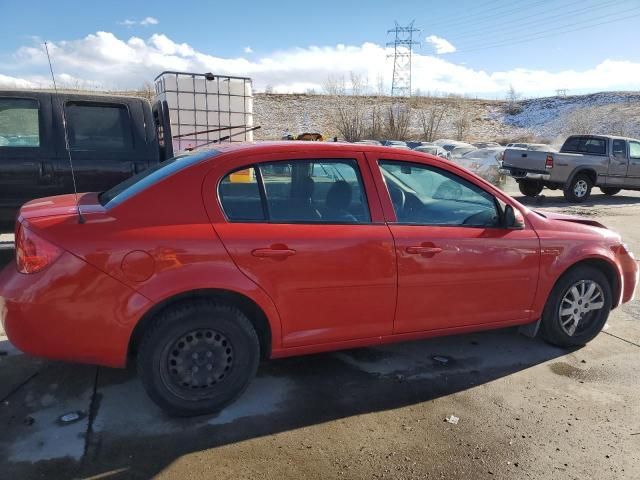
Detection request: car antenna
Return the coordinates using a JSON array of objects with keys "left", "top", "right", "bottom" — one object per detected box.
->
[{"left": 44, "top": 41, "right": 85, "bottom": 224}]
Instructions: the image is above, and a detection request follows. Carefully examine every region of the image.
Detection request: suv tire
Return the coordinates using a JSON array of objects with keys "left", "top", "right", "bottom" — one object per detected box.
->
[
  {"left": 137, "top": 300, "right": 260, "bottom": 417},
  {"left": 600, "top": 187, "right": 621, "bottom": 196},
  {"left": 563, "top": 173, "right": 592, "bottom": 203},
  {"left": 518, "top": 180, "right": 543, "bottom": 197}
]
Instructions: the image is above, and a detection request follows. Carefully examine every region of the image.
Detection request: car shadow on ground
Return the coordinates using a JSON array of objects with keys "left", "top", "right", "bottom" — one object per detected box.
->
[{"left": 0, "top": 328, "right": 573, "bottom": 479}]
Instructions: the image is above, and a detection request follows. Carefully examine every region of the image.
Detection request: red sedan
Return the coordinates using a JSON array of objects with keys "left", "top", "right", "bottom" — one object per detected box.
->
[{"left": 1, "top": 142, "right": 637, "bottom": 416}]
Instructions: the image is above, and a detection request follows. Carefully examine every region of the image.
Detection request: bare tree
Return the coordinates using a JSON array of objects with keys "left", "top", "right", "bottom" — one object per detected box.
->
[
  {"left": 140, "top": 81, "right": 155, "bottom": 102},
  {"left": 420, "top": 100, "right": 446, "bottom": 142},
  {"left": 323, "top": 72, "right": 368, "bottom": 142},
  {"left": 505, "top": 84, "right": 522, "bottom": 115},
  {"left": 562, "top": 106, "right": 600, "bottom": 135},
  {"left": 264, "top": 84, "right": 274, "bottom": 94},
  {"left": 453, "top": 105, "right": 471, "bottom": 141},
  {"left": 384, "top": 102, "right": 412, "bottom": 140}
]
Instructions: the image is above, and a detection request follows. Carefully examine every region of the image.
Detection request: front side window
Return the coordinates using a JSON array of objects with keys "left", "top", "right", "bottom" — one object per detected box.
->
[
  {"left": 66, "top": 102, "right": 132, "bottom": 150},
  {"left": 0, "top": 98, "right": 40, "bottom": 147},
  {"left": 379, "top": 160, "right": 499, "bottom": 227},
  {"left": 629, "top": 141, "right": 640, "bottom": 159},
  {"left": 219, "top": 159, "right": 371, "bottom": 224}
]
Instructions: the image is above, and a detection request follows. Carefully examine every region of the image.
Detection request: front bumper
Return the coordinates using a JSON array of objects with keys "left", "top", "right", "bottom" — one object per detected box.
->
[{"left": 0, "top": 252, "right": 150, "bottom": 368}]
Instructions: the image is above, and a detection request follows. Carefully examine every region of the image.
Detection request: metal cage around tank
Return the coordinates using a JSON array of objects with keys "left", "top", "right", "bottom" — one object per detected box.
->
[{"left": 154, "top": 71, "right": 254, "bottom": 153}]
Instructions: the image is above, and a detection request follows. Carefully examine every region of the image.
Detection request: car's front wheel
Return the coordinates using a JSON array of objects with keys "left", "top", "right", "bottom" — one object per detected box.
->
[
  {"left": 137, "top": 301, "right": 260, "bottom": 417},
  {"left": 540, "top": 266, "right": 612, "bottom": 347}
]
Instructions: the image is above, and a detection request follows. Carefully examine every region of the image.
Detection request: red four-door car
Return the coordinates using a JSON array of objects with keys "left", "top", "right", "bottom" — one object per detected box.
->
[{"left": 0, "top": 142, "right": 637, "bottom": 416}]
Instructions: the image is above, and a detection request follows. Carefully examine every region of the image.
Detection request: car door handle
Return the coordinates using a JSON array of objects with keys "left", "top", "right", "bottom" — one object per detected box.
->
[
  {"left": 406, "top": 246, "right": 442, "bottom": 255},
  {"left": 251, "top": 248, "right": 296, "bottom": 258}
]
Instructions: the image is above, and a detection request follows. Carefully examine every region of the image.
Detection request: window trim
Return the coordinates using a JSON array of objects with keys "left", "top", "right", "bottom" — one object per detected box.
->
[
  {"left": 378, "top": 159, "right": 504, "bottom": 229},
  {"left": 64, "top": 100, "right": 134, "bottom": 151},
  {"left": 0, "top": 96, "right": 42, "bottom": 149},
  {"left": 217, "top": 158, "right": 373, "bottom": 225}
]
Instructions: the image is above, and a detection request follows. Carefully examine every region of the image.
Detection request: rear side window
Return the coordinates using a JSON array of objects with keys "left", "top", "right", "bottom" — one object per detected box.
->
[
  {"left": 218, "top": 159, "right": 371, "bottom": 224},
  {"left": 561, "top": 136, "right": 606, "bottom": 155},
  {"left": 66, "top": 102, "right": 132, "bottom": 150},
  {"left": 0, "top": 98, "right": 40, "bottom": 147},
  {"left": 612, "top": 140, "right": 626, "bottom": 157}
]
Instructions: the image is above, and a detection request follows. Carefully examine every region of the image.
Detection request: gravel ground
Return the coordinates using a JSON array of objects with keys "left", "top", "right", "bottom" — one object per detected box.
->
[{"left": 1, "top": 189, "right": 639, "bottom": 479}]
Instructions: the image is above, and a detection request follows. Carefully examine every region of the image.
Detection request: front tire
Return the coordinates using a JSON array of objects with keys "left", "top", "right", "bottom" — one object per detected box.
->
[
  {"left": 563, "top": 173, "right": 592, "bottom": 203},
  {"left": 518, "top": 180, "right": 543, "bottom": 197},
  {"left": 600, "top": 187, "right": 621, "bottom": 196},
  {"left": 540, "top": 266, "right": 612, "bottom": 348},
  {"left": 137, "top": 301, "right": 260, "bottom": 417}
]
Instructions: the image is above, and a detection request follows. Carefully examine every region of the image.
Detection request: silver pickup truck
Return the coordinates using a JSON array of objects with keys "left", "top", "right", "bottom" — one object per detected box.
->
[{"left": 500, "top": 135, "right": 640, "bottom": 202}]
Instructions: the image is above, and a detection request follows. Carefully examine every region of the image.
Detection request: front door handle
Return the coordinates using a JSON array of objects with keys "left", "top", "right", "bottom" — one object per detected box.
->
[
  {"left": 406, "top": 246, "right": 442, "bottom": 255},
  {"left": 252, "top": 248, "right": 296, "bottom": 258}
]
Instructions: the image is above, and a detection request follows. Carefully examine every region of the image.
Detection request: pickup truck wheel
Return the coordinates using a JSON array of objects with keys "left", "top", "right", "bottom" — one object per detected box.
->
[
  {"left": 600, "top": 187, "right": 621, "bottom": 196},
  {"left": 563, "top": 173, "right": 592, "bottom": 203},
  {"left": 518, "top": 180, "right": 543, "bottom": 197},
  {"left": 540, "top": 266, "right": 611, "bottom": 348},
  {"left": 137, "top": 301, "right": 260, "bottom": 417}
]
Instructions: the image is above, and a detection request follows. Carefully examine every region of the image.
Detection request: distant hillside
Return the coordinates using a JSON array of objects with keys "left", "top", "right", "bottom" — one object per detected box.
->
[{"left": 253, "top": 91, "right": 640, "bottom": 144}]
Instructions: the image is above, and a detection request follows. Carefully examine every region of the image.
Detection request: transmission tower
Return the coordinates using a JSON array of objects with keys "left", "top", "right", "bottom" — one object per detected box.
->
[{"left": 387, "top": 21, "right": 420, "bottom": 97}]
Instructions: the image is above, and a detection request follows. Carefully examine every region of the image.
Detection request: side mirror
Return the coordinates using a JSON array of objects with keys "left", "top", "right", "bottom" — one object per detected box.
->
[{"left": 504, "top": 204, "right": 525, "bottom": 229}]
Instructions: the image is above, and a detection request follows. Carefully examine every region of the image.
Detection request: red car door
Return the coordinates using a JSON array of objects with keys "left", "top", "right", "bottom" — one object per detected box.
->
[
  {"left": 368, "top": 153, "right": 540, "bottom": 334},
  {"left": 208, "top": 152, "right": 397, "bottom": 348}
]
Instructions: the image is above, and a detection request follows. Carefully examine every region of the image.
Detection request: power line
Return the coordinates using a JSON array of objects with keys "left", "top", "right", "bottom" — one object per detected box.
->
[
  {"left": 441, "top": 0, "right": 551, "bottom": 29},
  {"left": 425, "top": 0, "right": 504, "bottom": 25},
  {"left": 450, "top": 0, "right": 619, "bottom": 42},
  {"left": 455, "top": 7, "right": 640, "bottom": 53}
]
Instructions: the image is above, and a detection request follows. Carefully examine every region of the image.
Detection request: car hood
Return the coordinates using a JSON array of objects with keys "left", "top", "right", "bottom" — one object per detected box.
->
[{"left": 535, "top": 210, "right": 608, "bottom": 229}]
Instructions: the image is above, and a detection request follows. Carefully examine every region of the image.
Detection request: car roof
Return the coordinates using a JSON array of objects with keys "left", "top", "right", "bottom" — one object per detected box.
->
[{"left": 204, "top": 141, "right": 437, "bottom": 155}]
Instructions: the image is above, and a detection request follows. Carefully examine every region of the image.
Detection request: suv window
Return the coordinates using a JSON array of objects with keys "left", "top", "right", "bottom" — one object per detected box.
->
[
  {"left": 66, "top": 102, "right": 132, "bottom": 150},
  {"left": 379, "top": 160, "right": 499, "bottom": 227},
  {"left": 219, "top": 159, "right": 371, "bottom": 224},
  {"left": 0, "top": 98, "right": 40, "bottom": 147},
  {"left": 561, "top": 136, "right": 606, "bottom": 155}
]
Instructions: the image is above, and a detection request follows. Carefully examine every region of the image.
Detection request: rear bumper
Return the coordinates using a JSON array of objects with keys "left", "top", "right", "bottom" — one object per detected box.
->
[
  {"left": 0, "top": 252, "right": 150, "bottom": 368},
  {"left": 499, "top": 167, "right": 551, "bottom": 181}
]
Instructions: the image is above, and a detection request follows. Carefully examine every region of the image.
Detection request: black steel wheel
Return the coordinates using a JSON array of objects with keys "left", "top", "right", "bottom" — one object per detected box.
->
[{"left": 138, "top": 301, "right": 260, "bottom": 416}]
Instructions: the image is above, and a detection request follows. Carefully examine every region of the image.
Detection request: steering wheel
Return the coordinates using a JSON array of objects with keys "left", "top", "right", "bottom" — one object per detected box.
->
[{"left": 389, "top": 185, "right": 406, "bottom": 215}]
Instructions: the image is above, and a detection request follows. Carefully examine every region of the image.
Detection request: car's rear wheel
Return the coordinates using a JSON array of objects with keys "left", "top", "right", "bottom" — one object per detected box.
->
[
  {"left": 137, "top": 301, "right": 260, "bottom": 417},
  {"left": 563, "top": 173, "right": 592, "bottom": 203},
  {"left": 518, "top": 180, "right": 543, "bottom": 197},
  {"left": 540, "top": 266, "right": 612, "bottom": 347},
  {"left": 600, "top": 187, "right": 621, "bottom": 196}
]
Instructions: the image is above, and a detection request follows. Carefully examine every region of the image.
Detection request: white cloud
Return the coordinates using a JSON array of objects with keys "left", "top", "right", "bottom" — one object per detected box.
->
[
  {"left": 140, "top": 17, "right": 159, "bottom": 26},
  {"left": 2, "top": 31, "right": 640, "bottom": 97},
  {"left": 244, "top": 46, "right": 253, "bottom": 54},
  {"left": 426, "top": 35, "right": 456, "bottom": 54},
  {"left": 118, "top": 17, "right": 159, "bottom": 27}
]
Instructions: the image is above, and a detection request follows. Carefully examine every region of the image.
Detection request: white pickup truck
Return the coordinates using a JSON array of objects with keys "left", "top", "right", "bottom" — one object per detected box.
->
[{"left": 500, "top": 135, "right": 640, "bottom": 202}]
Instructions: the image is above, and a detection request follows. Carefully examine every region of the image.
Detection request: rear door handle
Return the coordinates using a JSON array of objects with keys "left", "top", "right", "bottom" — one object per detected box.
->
[
  {"left": 406, "top": 246, "right": 442, "bottom": 255},
  {"left": 252, "top": 248, "right": 296, "bottom": 258}
]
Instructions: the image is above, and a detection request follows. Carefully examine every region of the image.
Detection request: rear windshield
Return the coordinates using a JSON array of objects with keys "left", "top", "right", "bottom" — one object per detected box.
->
[
  {"left": 561, "top": 136, "right": 607, "bottom": 155},
  {"left": 99, "top": 150, "right": 219, "bottom": 208}
]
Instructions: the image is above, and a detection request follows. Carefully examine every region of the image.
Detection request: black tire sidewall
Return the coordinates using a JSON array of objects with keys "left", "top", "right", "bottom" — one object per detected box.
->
[
  {"left": 564, "top": 173, "right": 592, "bottom": 203},
  {"left": 138, "top": 303, "right": 259, "bottom": 416},
  {"left": 541, "top": 266, "right": 612, "bottom": 347},
  {"left": 518, "top": 180, "right": 543, "bottom": 197},
  {"left": 600, "top": 187, "right": 621, "bottom": 196}
]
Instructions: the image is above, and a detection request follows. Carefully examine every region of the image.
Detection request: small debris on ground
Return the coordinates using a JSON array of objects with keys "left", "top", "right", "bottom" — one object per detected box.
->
[
  {"left": 59, "top": 411, "right": 83, "bottom": 424},
  {"left": 433, "top": 356, "right": 450, "bottom": 365},
  {"left": 445, "top": 415, "right": 459, "bottom": 425}
]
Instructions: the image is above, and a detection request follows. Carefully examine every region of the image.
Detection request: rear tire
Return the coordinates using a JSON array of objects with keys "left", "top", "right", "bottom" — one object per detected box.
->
[
  {"left": 563, "top": 173, "right": 592, "bottom": 203},
  {"left": 518, "top": 180, "right": 543, "bottom": 197},
  {"left": 540, "top": 266, "right": 612, "bottom": 348},
  {"left": 600, "top": 187, "right": 621, "bottom": 196},
  {"left": 137, "top": 301, "right": 260, "bottom": 417}
]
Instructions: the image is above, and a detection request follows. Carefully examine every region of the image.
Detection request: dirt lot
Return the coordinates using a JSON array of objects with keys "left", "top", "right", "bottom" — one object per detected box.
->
[{"left": 1, "top": 189, "right": 639, "bottom": 480}]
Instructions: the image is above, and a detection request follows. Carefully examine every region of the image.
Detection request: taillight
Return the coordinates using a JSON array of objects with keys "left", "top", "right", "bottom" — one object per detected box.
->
[
  {"left": 16, "top": 224, "right": 63, "bottom": 274},
  {"left": 545, "top": 154, "right": 554, "bottom": 169}
]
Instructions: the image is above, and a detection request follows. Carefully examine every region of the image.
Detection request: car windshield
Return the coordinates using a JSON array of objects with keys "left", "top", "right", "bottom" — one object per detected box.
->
[{"left": 99, "top": 149, "right": 219, "bottom": 208}]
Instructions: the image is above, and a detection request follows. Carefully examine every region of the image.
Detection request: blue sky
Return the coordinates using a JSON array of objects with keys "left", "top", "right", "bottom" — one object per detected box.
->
[{"left": 1, "top": 0, "right": 640, "bottom": 97}]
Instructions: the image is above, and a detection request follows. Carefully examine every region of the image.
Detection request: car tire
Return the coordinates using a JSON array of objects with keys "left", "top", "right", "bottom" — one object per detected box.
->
[
  {"left": 563, "top": 173, "right": 592, "bottom": 203},
  {"left": 600, "top": 187, "right": 621, "bottom": 196},
  {"left": 518, "top": 180, "right": 543, "bottom": 197},
  {"left": 540, "top": 266, "right": 612, "bottom": 348},
  {"left": 137, "top": 300, "right": 260, "bottom": 417}
]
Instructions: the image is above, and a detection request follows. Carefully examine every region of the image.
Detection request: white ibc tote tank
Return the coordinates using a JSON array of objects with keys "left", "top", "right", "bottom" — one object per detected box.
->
[{"left": 154, "top": 71, "right": 254, "bottom": 153}]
